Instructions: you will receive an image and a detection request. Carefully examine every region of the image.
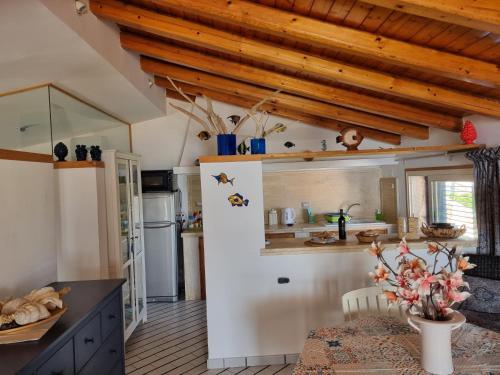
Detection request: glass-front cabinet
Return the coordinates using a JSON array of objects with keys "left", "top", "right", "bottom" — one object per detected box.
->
[{"left": 103, "top": 150, "right": 147, "bottom": 341}]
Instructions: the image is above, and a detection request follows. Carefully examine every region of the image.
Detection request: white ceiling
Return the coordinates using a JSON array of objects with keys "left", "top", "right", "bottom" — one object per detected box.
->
[{"left": 0, "top": 0, "right": 165, "bottom": 124}]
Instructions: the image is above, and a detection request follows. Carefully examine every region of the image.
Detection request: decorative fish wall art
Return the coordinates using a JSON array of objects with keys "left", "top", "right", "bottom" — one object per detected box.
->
[
  {"left": 228, "top": 193, "right": 249, "bottom": 207},
  {"left": 237, "top": 139, "right": 250, "bottom": 155},
  {"left": 212, "top": 173, "right": 235, "bottom": 186}
]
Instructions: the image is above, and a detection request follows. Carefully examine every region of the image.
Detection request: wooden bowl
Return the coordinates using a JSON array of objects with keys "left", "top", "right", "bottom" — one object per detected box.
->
[
  {"left": 0, "top": 306, "right": 67, "bottom": 344},
  {"left": 421, "top": 223, "right": 466, "bottom": 239},
  {"left": 356, "top": 231, "right": 379, "bottom": 243}
]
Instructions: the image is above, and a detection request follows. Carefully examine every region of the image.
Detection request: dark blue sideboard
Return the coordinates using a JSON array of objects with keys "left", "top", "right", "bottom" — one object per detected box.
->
[{"left": 0, "top": 279, "right": 126, "bottom": 375}]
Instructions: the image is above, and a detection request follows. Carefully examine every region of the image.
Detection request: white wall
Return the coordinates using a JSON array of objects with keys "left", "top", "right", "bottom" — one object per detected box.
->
[
  {"left": 0, "top": 160, "right": 58, "bottom": 296},
  {"left": 57, "top": 167, "right": 109, "bottom": 281}
]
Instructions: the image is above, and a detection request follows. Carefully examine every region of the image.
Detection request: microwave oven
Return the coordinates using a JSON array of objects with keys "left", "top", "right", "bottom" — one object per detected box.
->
[{"left": 141, "top": 170, "right": 177, "bottom": 192}]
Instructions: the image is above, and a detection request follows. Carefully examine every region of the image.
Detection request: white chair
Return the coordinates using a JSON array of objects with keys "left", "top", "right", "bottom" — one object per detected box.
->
[{"left": 341, "top": 286, "right": 405, "bottom": 321}]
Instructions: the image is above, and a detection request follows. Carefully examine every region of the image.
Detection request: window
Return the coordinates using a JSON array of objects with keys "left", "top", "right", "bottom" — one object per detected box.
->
[{"left": 406, "top": 167, "right": 477, "bottom": 239}]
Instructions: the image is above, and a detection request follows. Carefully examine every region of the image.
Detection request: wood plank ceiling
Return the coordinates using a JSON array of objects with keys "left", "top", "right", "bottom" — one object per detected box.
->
[{"left": 89, "top": 0, "right": 500, "bottom": 145}]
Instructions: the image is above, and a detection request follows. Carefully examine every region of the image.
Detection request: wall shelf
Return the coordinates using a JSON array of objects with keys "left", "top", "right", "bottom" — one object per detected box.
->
[
  {"left": 54, "top": 160, "right": 105, "bottom": 169},
  {"left": 198, "top": 144, "right": 484, "bottom": 163}
]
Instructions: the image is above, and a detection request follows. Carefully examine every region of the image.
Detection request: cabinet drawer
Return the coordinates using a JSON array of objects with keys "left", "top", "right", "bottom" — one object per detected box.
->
[
  {"left": 79, "top": 328, "right": 123, "bottom": 375},
  {"left": 101, "top": 295, "right": 120, "bottom": 340},
  {"left": 37, "top": 339, "right": 74, "bottom": 375},
  {"left": 110, "top": 358, "right": 125, "bottom": 375},
  {"left": 74, "top": 314, "right": 101, "bottom": 372}
]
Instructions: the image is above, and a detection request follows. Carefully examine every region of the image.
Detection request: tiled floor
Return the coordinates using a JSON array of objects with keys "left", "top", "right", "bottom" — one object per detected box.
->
[{"left": 125, "top": 300, "right": 294, "bottom": 375}]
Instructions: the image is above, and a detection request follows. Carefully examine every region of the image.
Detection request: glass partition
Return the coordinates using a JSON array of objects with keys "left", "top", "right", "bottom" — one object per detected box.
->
[
  {"left": 0, "top": 87, "right": 52, "bottom": 154},
  {"left": 0, "top": 84, "right": 130, "bottom": 157}
]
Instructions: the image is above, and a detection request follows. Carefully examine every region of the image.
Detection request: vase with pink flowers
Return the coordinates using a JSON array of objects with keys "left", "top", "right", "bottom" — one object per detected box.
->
[{"left": 367, "top": 239, "right": 476, "bottom": 375}]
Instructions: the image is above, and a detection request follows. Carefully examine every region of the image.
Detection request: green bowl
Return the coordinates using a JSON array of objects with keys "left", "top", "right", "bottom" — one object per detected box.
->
[{"left": 325, "top": 213, "right": 351, "bottom": 223}]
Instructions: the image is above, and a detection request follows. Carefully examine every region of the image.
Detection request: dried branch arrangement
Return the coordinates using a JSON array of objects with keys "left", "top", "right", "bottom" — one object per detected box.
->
[
  {"left": 246, "top": 109, "right": 288, "bottom": 138},
  {"left": 167, "top": 77, "right": 279, "bottom": 136}
]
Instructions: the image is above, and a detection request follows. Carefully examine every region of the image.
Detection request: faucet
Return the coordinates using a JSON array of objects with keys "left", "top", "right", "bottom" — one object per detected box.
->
[{"left": 345, "top": 203, "right": 361, "bottom": 216}]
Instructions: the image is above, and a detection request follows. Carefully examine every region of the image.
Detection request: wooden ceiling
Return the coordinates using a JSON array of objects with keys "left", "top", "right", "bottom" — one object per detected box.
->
[{"left": 89, "top": 0, "right": 500, "bottom": 145}]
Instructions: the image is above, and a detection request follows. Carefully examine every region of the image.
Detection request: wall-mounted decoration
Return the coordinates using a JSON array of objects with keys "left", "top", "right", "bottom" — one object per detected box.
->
[
  {"left": 227, "top": 115, "right": 241, "bottom": 125},
  {"left": 321, "top": 140, "right": 327, "bottom": 151},
  {"left": 461, "top": 120, "right": 477, "bottom": 145},
  {"left": 90, "top": 145, "right": 102, "bottom": 161},
  {"left": 212, "top": 173, "right": 235, "bottom": 186},
  {"left": 197, "top": 131, "right": 211, "bottom": 141},
  {"left": 75, "top": 145, "right": 88, "bottom": 161},
  {"left": 237, "top": 139, "right": 250, "bottom": 155},
  {"left": 336, "top": 128, "right": 364, "bottom": 151},
  {"left": 284, "top": 141, "right": 295, "bottom": 149},
  {"left": 54, "top": 142, "right": 68, "bottom": 162},
  {"left": 228, "top": 193, "right": 249, "bottom": 207}
]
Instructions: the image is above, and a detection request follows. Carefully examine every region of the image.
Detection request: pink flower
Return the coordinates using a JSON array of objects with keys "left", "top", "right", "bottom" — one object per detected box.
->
[
  {"left": 399, "top": 288, "right": 419, "bottom": 305},
  {"left": 427, "top": 243, "right": 439, "bottom": 254},
  {"left": 457, "top": 256, "right": 476, "bottom": 271},
  {"left": 366, "top": 241, "right": 384, "bottom": 257},
  {"left": 439, "top": 270, "right": 467, "bottom": 291},
  {"left": 383, "top": 290, "right": 398, "bottom": 303},
  {"left": 415, "top": 272, "right": 438, "bottom": 296},
  {"left": 369, "top": 262, "right": 390, "bottom": 284},
  {"left": 447, "top": 289, "right": 471, "bottom": 303},
  {"left": 398, "top": 238, "right": 411, "bottom": 257}
]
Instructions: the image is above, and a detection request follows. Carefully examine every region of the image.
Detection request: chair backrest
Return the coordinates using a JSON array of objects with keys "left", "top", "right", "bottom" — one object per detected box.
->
[{"left": 341, "top": 286, "right": 405, "bottom": 321}]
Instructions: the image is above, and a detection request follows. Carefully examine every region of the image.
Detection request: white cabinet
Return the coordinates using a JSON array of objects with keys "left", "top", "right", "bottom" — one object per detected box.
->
[{"left": 103, "top": 151, "right": 147, "bottom": 341}]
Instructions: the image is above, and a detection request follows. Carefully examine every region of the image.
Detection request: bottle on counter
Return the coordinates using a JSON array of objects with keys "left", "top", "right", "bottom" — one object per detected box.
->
[
  {"left": 338, "top": 209, "right": 347, "bottom": 240},
  {"left": 268, "top": 208, "right": 278, "bottom": 226},
  {"left": 375, "top": 209, "right": 384, "bottom": 221}
]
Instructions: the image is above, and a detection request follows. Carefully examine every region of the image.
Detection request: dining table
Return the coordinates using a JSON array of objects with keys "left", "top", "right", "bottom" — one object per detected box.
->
[{"left": 292, "top": 316, "right": 500, "bottom": 374}]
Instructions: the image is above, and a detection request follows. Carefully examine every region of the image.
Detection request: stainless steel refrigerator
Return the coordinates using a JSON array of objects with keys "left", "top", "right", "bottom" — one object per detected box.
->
[{"left": 143, "top": 192, "right": 180, "bottom": 302}]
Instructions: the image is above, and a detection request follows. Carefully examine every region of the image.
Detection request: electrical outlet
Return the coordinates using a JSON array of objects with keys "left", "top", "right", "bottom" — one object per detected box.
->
[{"left": 301, "top": 201, "right": 310, "bottom": 209}]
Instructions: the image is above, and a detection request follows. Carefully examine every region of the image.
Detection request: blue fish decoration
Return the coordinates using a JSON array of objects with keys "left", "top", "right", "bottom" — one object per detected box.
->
[
  {"left": 228, "top": 193, "right": 249, "bottom": 207},
  {"left": 212, "top": 173, "right": 235, "bottom": 186}
]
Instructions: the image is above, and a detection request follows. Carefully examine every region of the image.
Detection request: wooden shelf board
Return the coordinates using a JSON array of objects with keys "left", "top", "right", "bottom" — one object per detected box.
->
[
  {"left": 54, "top": 160, "right": 105, "bottom": 169},
  {"left": 198, "top": 144, "right": 484, "bottom": 163},
  {"left": 0, "top": 149, "right": 53, "bottom": 163}
]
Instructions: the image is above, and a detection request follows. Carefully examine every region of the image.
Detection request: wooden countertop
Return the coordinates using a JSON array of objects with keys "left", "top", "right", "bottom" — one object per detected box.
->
[{"left": 261, "top": 236, "right": 477, "bottom": 256}]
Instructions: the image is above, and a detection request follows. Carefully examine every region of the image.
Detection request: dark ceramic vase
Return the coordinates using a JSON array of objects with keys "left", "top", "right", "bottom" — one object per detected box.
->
[
  {"left": 90, "top": 145, "right": 102, "bottom": 161},
  {"left": 54, "top": 142, "right": 68, "bottom": 161},
  {"left": 75, "top": 145, "right": 88, "bottom": 161}
]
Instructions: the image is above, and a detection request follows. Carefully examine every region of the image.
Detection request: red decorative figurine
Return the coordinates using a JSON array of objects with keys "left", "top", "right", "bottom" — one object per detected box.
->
[{"left": 461, "top": 120, "right": 477, "bottom": 145}]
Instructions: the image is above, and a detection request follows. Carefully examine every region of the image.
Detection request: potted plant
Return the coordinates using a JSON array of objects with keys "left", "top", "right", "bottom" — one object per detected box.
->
[
  {"left": 366, "top": 239, "right": 476, "bottom": 375},
  {"left": 167, "top": 78, "right": 278, "bottom": 156}
]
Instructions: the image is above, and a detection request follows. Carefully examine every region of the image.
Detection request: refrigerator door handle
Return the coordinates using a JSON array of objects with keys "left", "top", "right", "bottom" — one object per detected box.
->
[{"left": 144, "top": 222, "right": 174, "bottom": 229}]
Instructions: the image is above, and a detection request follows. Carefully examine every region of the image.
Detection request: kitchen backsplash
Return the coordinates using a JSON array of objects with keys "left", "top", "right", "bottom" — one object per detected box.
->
[
  {"left": 263, "top": 168, "right": 382, "bottom": 224},
  {"left": 186, "top": 168, "right": 384, "bottom": 224}
]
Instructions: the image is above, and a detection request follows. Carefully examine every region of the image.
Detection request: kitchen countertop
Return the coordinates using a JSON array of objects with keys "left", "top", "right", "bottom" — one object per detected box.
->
[
  {"left": 181, "top": 228, "right": 204, "bottom": 238},
  {"left": 261, "top": 236, "right": 477, "bottom": 255},
  {"left": 265, "top": 221, "right": 395, "bottom": 233}
]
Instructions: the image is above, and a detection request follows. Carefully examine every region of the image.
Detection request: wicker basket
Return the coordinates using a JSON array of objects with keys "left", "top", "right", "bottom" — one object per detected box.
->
[
  {"left": 421, "top": 223, "right": 466, "bottom": 239},
  {"left": 356, "top": 231, "right": 380, "bottom": 243}
]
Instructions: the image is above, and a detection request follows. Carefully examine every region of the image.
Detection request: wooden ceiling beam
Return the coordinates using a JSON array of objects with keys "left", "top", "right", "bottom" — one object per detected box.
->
[
  {"left": 166, "top": 88, "right": 195, "bottom": 102},
  {"left": 360, "top": 0, "right": 500, "bottom": 35},
  {"left": 89, "top": 0, "right": 500, "bottom": 118},
  {"left": 149, "top": 62, "right": 429, "bottom": 139},
  {"left": 140, "top": 0, "right": 500, "bottom": 88},
  {"left": 122, "top": 33, "right": 460, "bottom": 131},
  {"left": 172, "top": 82, "right": 402, "bottom": 145}
]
